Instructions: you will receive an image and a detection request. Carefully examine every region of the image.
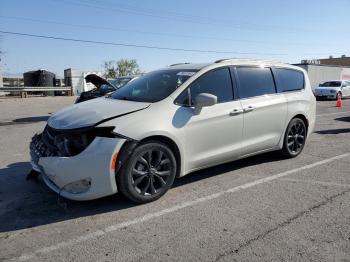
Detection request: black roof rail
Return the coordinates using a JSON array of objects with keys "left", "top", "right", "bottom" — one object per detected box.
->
[
  {"left": 214, "top": 58, "right": 236, "bottom": 63},
  {"left": 169, "top": 62, "right": 190, "bottom": 66}
]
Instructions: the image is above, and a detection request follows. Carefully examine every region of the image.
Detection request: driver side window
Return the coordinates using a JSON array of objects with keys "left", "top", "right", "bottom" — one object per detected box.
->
[{"left": 175, "top": 67, "right": 234, "bottom": 106}]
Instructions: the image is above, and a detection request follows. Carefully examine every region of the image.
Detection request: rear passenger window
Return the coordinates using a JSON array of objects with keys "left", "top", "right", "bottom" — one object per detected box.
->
[
  {"left": 236, "top": 67, "right": 276, "bottom": 99},
  {"left": 274, "top": 68, "right": 304, "bottom": 92},
  {"left": 176, "top": 67, "right": 233, "bottom": 106}
]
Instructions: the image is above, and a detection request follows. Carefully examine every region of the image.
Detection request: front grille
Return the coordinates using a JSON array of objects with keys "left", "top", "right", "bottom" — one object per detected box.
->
[
  {"left": 31, "top": 125, "right": 60, "bottom": 159},
  {"left": 32, "top": 124, "right": 101, "bottom": 158},
  {"left": 42, "top": 125, "right": 59, "bottom": 153}
]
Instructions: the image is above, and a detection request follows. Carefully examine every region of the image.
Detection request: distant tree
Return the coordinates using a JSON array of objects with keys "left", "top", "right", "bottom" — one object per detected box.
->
[
  {"left": 116, "top": 59, "right": 140, "bottom": 76},
  {"left": 103, "top": 60, "right": 118, "bottom": 78},
  {"left": 103, "top": 59, "right": 140, "bottom": 78}
]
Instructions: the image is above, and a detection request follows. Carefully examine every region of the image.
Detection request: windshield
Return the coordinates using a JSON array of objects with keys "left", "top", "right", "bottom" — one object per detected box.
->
[
  {"left": 111, "top": 69, "right": 198, "bottom": 102},
  {"left": 319, "top": 81, "right": 341, "bottom": 87},
  {"left": 110, "top": 78, "right": 133, "bottom": 89},
  {"left": 99, "top": 84, "right": 116, "bottom": 94}
]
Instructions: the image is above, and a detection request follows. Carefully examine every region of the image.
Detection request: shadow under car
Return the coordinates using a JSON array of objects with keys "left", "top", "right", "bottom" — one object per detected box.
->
[{"left": 0, "top": 151, "right": 286, "bottom": 233}]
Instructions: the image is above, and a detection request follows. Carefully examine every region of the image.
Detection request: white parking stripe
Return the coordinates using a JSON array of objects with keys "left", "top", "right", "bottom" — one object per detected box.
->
[
  {"left": 8, "top": 152, "right": 350, "bottom": 262},
  {"left": 317, "top": 110, "right": 350, "bottom": 116},
  {"left": 280, "top": 178, "right": 350, "bottom": 188}
]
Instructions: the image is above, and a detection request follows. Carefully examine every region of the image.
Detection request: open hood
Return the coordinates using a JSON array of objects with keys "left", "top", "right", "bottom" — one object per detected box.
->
[
  {"left": 85, "top": 74, "right": 116, "bottom": 89},
  {"left": 48, "top": 97, "right": 150, "bottom": 130}
]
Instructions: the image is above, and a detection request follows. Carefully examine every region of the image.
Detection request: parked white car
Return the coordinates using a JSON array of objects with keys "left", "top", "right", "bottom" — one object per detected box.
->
[
  {"left": 30, "top": 59, "right": 316, "bottom": 203},
  {"left": 314, "top": 80, "right": 350, "bottom": 100}
]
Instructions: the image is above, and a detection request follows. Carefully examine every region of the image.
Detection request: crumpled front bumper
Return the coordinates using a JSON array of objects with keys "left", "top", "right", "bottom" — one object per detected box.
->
[{"left": 30, "top": 135, "right": 126, "bottom": 201}]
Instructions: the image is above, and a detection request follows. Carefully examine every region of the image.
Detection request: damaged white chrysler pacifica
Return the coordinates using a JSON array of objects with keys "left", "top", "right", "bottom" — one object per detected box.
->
[{"left": 30, "top": 59, "right": 316, "bottom": 203}]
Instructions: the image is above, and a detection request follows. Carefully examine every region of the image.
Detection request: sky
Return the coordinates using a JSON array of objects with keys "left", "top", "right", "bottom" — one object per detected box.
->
[{"left": 0, "top": 0, "right": 349, "bottom": 77}]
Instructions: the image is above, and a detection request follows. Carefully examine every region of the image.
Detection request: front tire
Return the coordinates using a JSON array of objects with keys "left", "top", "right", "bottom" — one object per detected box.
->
[
  {"left": 336, "top": 92, "right": 342, "bottom": 100},
  {"left": 117, "top": 141, "right": 177, "bottom": 203},
  {"left": 281, "top": 118, "right": 307, "bottom": 158}
]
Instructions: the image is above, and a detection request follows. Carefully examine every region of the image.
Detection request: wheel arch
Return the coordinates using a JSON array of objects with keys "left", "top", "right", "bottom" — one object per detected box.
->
[
  {"left": 279, "top": 113, "right": 309, "bottom": 149},
  {"left": 139, "top": 135, "right": 182, "bottom": 178},
  {"left": 337, "top": 91, "right": 342, "bottom": 99},
  {"left": 292, "top": 114, "right": 309, "bottom": 134}
]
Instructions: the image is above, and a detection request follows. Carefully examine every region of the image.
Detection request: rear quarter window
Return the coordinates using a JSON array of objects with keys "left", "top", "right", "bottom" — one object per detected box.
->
[{"left": 273, "top": 68, "right": 305, "bottom": 93}]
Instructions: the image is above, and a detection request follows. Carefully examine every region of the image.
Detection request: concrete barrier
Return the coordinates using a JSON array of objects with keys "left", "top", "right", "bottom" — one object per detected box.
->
[{"left": 0, "top": 86, "right": 73, "bottom": 97}]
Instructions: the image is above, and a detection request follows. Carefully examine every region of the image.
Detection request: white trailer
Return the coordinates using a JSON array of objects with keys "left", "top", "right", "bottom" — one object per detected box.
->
[
  {"left": 64, "top": 68, "right": 103, "bottom": 96},
  {"left": 295, "top": 64, "right": 350, "bottom": 90}
]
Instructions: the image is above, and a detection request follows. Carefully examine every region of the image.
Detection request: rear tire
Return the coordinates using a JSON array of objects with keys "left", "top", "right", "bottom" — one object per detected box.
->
[
  {"left": 281, "top": 118, "right": 307, "bottom": 158},
  {"left": 336, "top": 92, "right": 342, "bottom": 100},
  {"left": 117, "top": 141, "right": 177, "bottom": 203}
]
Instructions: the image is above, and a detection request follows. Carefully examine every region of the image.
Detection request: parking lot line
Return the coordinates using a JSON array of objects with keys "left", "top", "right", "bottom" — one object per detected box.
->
[
  {"left": 9, "top": 152, "right": 350, "bottom": 262},
  {"left": 317, "top": 110, "right": 350, "bottom": 116},
  {"left": 279, "top": 178, "right": 350, "bottom": 188}
]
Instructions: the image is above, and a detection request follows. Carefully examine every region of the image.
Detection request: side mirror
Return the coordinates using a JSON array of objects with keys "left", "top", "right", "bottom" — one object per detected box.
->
[{"left": 194, "top": 93, "right": 217, "bottom": 114}]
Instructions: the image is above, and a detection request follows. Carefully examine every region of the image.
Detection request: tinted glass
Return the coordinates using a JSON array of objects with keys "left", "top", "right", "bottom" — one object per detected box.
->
[
  {"left": 175, "top": 88, "right": 191, "bottom": 105},
  {"left": 176, "top": 67, "right": 233, "bottom": 106},
  {"left": 111, "top": 69, "right": 197, "bottom": 102},
  {"left": 100, "top": 84, "right": 116, "bottom": 94},
  {"left": 274, "top": 68, "right": 304, "bottom": 92},
  {"left": 110, "top": 78, "right": 132, "bottom": 88},
  {"left": 236, "top": 67, "right": 276, "bottom": 99},
  {"left": 319, "top": 81, "right": 341, "bottom": 87}
]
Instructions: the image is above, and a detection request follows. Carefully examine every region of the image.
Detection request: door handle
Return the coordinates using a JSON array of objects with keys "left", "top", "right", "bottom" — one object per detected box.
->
[
  {"left": 243, "top": 106, "right": 254, "bottom": 113},
  {"left": 229, "top": 108, "right": 244, "bottom": 116}
]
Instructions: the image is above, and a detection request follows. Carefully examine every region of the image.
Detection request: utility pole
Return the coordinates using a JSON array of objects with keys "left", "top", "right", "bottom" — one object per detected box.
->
[{"left": 0, "top": 50, "right": 3, "bottom": 88}]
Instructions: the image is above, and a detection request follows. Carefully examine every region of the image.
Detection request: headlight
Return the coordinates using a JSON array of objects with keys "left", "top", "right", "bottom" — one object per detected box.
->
[
  {"left": 57, "top": 133, "right": 93, "bottom": 156},
  {"left": 51, "top": 126, "right": 116, "bottom": 157}
]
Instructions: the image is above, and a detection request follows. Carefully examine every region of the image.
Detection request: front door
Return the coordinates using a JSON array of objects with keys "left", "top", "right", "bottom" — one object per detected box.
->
[{"left": 175, "top": 67, "right": 244, "bottom": 172}]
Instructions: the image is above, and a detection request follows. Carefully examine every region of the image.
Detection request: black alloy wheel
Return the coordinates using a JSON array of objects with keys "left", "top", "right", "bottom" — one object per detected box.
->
[
  {"left": 132, "top": 150, "right": 172, "bottom": 195},
  {"left": 117, "top": 141, "right": 176, "bottom": 203},
  {"left": 281, "top": 118, "right": 306, "bottom": 158}
]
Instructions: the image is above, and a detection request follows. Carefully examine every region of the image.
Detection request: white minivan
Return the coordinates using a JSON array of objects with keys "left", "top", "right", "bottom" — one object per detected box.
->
[{"left": 30, "top": 59, "right": 316, "bottom": 203}]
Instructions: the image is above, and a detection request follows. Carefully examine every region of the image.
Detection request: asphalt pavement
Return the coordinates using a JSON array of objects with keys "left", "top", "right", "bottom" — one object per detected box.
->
[{"left": 0, "top": 96, "right": 349, "bottom": 262}]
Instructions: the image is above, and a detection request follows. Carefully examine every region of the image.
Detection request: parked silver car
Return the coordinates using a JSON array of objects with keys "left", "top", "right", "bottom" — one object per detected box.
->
[
  {"left": 30, "top": 59, "right": 316, "bottom": 203},
  {"left": 314, "top": 80, "right": 350, "bottom": 100}
]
